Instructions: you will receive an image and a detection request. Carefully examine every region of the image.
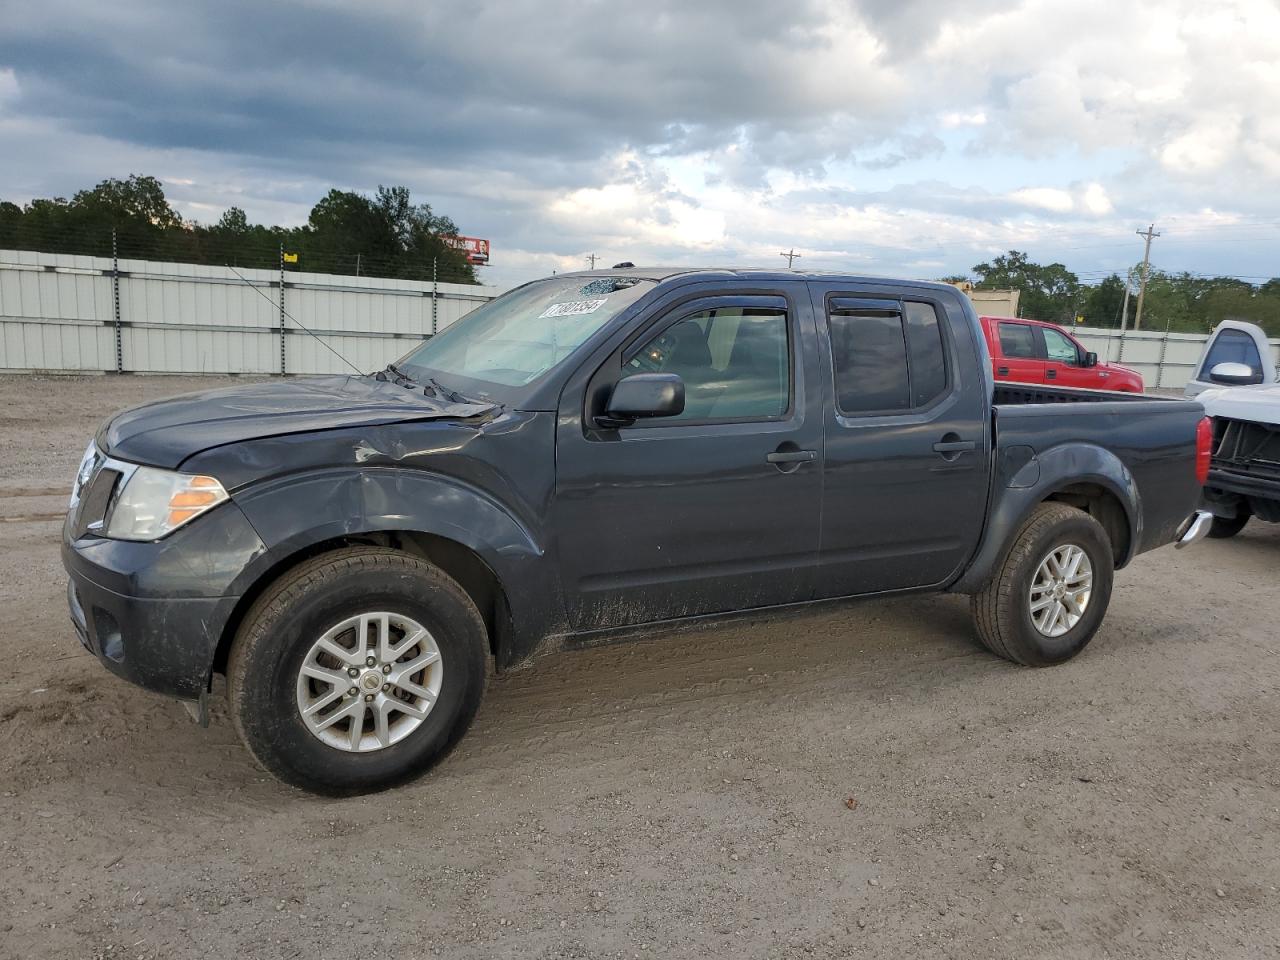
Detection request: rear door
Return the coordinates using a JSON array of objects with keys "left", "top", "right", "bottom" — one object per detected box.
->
[
  {"left": 1040, "top": 325, "right": 1096, "bottom": 388},
  {"left": 809, "top": 284, "right": 991, "bottom": 596},
  {"left": 553, "top": 284, "right": 825, "bottom": 630},
  {"left": 992, "top": 320, "right": 1045, "bottom": 384}
]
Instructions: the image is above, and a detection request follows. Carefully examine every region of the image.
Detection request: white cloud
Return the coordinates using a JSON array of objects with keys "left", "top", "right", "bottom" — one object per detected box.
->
[{"left": 1008, "top": 187, "right": 1075, "bottom": 213}]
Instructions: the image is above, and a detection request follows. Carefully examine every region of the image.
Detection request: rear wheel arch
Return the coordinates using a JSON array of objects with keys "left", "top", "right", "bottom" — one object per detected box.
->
[
  {"left": 1041, "top": 482, "right": 1131, "bottom": 567},
  {"left": 211, "top": 531, "right": 511, "bottom": 683}
]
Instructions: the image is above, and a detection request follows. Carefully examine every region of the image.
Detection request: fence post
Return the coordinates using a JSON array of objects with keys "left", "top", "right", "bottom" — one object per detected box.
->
[
  {"left": 278, "top": 242, "right": 286, "bottom": 376},
  {"left": 431, "top": 257, "right": 438, "bottom": 335},
  {"left": 111, "top": 229, "right": 123, "bottom": 373},
  {"left": 1155, "top": 327, "right": 1171, "bottom": 390}
]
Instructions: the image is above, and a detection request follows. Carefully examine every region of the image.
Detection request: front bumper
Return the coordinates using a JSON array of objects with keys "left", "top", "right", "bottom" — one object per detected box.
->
[
  {"left": 66, "top": 568, "right": 238, "bottom": 699},
  {"left": 62, "top": 500, "right": 266, "bottom": 700}
]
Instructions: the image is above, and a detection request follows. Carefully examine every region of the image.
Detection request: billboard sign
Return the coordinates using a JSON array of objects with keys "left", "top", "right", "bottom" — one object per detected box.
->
[{"left": 444, "top": 235, "right": 490, "bottom": 265}]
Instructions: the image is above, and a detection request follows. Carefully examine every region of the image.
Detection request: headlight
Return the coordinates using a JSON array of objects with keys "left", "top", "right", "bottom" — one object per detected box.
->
[{"left": 105, "top": 467, "right": 229, "bottom": 541}]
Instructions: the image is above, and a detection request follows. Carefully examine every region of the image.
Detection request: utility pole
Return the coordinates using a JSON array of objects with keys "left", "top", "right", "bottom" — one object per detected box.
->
[
  {"left": 586, "top": 254, "right": 599, "bottom": 269},
  {"left": 779, "top": 249, "right": 801, "bottom": 269},
  {"left": 1133, "top": 224, "right": 1159, "bottom": 330}
]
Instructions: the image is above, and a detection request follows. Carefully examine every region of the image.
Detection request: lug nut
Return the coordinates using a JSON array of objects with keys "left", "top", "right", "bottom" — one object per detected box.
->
[
  {"left": 381, "top": 664, "right": 391, "bottom": 674},
  {"left": 348, "top": 686, "right": 358, "bottom": 696},
  {"left": 382, "top": 683, "right": 389, "bottom": 691},
  {"left": 364, "top": 693, "right": 375, "bottom": 702},
  {"left": 366, "top": 656, "right": 376, "bottom": 667},
  {"left": 348, "top": 667, "right": 359, "bottom": 678}
]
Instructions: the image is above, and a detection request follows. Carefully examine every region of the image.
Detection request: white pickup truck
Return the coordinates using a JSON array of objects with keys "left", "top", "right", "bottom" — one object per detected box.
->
[{"left": 1185, "top": 320, "right": 1280, "bottom": 537}]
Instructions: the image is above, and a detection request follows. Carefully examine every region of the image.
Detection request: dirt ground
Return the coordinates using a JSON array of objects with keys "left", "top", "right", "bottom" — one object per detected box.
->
[{"left": 1, "top": 373, "right": 1278, "bottom": 960}]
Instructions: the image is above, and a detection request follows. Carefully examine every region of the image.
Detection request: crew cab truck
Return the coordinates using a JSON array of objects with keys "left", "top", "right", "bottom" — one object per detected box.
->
[
  {"left": 63, "top": 269, "right": 1212, "bottom": 794},
  {"left": 981, "top": 315, "right": 1144, "bottom": 392}
]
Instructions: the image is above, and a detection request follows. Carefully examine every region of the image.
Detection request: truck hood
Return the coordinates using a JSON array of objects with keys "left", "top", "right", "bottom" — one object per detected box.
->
[
  {"left": 1198, "top": 383, "right": 1280, "bottom": 427},
  {"left": 99, "top": 375, "right": 499, "bottom": 469},
  {"left": 1103, "top": 361, "right": 1141, "bottom": 377}
]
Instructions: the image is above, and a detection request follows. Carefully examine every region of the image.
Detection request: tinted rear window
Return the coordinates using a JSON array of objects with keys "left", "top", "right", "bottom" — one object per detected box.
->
[{"left": 998, "top": 322, "right": 1037, "bottom": 359}]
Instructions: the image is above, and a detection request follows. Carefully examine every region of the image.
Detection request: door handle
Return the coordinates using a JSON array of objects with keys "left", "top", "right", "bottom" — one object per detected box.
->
[
  {"left": 766, "top": 449, "right": 817, "bottom": 464},
  {"left": 997, "top": 366, "right": 1009, "bottom": 376},
  {"left": 1045, "top": 369, "right": 1058, "bottom": 380},
  {"left": 932, "top": 440, "right": 976, "bottom": 453}
]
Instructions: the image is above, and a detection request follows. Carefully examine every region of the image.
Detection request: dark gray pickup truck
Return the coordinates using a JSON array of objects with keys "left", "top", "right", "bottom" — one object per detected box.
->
[{"left": 63, "top": 269, "right": 1213, "bottom": 793}]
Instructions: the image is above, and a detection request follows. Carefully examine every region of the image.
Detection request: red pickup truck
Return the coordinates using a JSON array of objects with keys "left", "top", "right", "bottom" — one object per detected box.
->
[{"left": 981, "top": 316, "right": 1144, "bottom": 392}]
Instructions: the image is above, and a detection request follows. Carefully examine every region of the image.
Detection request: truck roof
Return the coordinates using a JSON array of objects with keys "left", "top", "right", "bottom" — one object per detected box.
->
[{"left": 552, "top": 267, "right": 966, "bottom": 295}]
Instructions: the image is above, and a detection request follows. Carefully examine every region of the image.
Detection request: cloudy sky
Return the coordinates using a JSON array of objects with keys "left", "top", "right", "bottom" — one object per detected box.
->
[{"left": 2, "top": 0, "right": 1279, "bottom": 288}]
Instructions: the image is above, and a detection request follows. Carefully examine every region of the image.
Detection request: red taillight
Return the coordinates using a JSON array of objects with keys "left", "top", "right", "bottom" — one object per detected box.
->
[{"left": 1195, "top": 416, "right": 1213, "bottom": 486}]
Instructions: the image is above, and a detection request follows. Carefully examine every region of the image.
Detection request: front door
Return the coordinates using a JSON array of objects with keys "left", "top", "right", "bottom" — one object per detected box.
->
[
  {"left": 1041, "top": 326, "right": 1095, "bottom": 388},
  {"left": 809, "top": 284, "right": 991, "bottom": 596},
  {"left": 554, "top": 286, "right": 824, "bottom": 631}
]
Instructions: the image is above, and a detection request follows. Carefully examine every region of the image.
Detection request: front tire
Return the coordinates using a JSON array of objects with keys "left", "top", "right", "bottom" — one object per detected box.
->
[
  {"left": 228, "top": 547, "right": 487, "bottom": 794},
  {"left": 971, "top": 502, "right": 1114, "bottom": 667}
]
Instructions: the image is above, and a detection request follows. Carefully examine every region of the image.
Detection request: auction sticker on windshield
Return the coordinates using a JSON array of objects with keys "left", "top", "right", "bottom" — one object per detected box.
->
[{"left": 539, "top": 298, "right": 609, "bottom": 319}]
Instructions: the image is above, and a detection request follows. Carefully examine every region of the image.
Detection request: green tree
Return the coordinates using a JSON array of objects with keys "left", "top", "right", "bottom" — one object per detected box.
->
[
  {"left": 1081, "top": 274, "right": 1126, "bottom": 327},
  {"left": 0, "top": 176, "right": 480, "bottom": 283},
  {"left": 971, "top": 250, "right": 1080, "bottom": 322}
]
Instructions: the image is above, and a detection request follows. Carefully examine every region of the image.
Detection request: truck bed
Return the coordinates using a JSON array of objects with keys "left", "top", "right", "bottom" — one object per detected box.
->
[
  {"left": 991, "top": 384, "right": 1205, "bottom": 557},
  {"left": 993, "top": 383, "right": 1171, "bottom": 405}
]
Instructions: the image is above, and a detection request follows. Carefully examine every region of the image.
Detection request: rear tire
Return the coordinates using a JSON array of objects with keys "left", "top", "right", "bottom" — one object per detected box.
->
[
  {"left": 228, "top": 547, "right": 487, "bottom": 794},
  {"left": 971, "top": 502, "right": 1114, "bottom": 667},
  {"left": 1207, "top": 510, "right": 1250, "bottom": 539}
]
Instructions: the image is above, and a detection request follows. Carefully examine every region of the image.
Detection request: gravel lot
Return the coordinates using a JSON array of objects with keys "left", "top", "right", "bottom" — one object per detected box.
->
[{"left": 1, "top": 373, "right": 1278, "bottom": 960}]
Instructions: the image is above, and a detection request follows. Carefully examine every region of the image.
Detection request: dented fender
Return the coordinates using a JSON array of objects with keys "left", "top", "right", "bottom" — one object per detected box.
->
[{"left": 229, "top": 467, "right": 563, "bottom": 666}]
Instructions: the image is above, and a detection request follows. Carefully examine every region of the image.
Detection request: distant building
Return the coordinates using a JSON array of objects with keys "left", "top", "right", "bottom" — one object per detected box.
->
[{"left": 947, "top": 282, "right": 1021, "bottom": 317}]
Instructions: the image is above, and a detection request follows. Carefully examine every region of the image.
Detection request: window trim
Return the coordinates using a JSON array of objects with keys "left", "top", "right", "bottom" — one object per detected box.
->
[
  {"left": 593, "top": 292, "right": 798, "bottom": 431},
  {"left": 1039, "top": 325, "right": 1083, "bottom": 367},
  {"left": 996, "top": 319, "right": 1040, "bottom": 361},
  {"left": 822, "top": 293, "right": 956, "bottom": 419}
]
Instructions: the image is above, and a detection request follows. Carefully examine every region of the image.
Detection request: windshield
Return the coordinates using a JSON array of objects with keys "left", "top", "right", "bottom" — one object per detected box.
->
[{"left": 398, "top": 276, "right": 654, "bottom": 393}]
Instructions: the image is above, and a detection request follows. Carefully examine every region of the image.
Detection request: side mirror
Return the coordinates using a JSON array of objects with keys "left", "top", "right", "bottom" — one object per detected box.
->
[
  {"left": 598, "top": 373, "right": 685, "bottom": 428},
  {"left": 1209, "top": 361, "right": 1260, "bottom": 386},
  {"left": 1083, "top": 351, "right": 1098, "bottom": 368}
]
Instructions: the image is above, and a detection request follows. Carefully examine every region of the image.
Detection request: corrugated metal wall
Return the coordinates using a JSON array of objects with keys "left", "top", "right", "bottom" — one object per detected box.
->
[{"left": 0, "top": 249, "right": 503, "bottom": 374}]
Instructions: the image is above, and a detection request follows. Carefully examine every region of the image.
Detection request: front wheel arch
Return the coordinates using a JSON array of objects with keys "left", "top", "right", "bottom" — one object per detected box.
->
[{"left": 211, "top": 532, "right": 509, "bottom": 683}]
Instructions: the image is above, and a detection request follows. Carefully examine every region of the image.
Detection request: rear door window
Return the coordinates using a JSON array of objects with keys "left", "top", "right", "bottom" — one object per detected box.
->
[
  {"left": 827, "top": 300, "right": 949, "bottom": 415},
  {"left": 997, "top": 322, "right": 1038, "bottom": 359},
  {"left": 1201, "top": 329, "right": 1263, "bottom": 380}
]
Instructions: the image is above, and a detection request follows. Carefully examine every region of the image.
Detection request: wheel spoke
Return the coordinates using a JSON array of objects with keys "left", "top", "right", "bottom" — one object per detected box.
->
[
  {"left": 301, "top": 685, "right": 347, "bottom": 718},
  {"left": 386, "top": 625, "right": 429, "bottom": 662},
  {"left": 347, "top": 702, "right": 366, "bottom": 750},
  {"left": 387, "top": 699, "right": 429, "bottom": 720},
  {"left": 392, "top": 678, "right": 437, "bottom": 703},
  {"left": 300, "top": 663, "right": 349, "bottom": 687},
  {"left": 391, "top": 648, "right": 440, "bottom": 678},
  {"left": 315, "top": 636, "right": 360, "bottom": 666},
  {"left": 1030, "top": 595, "right": 1056, "bottom": 613},
  {"left": 374, "top": 698, "right": 393, "bottom": 748},
  {"left": 359, "top": 613, "right": 388, "bottom": 661},
  {"left": 313, "top": 698, "right": 360, "bottom": 732}
]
